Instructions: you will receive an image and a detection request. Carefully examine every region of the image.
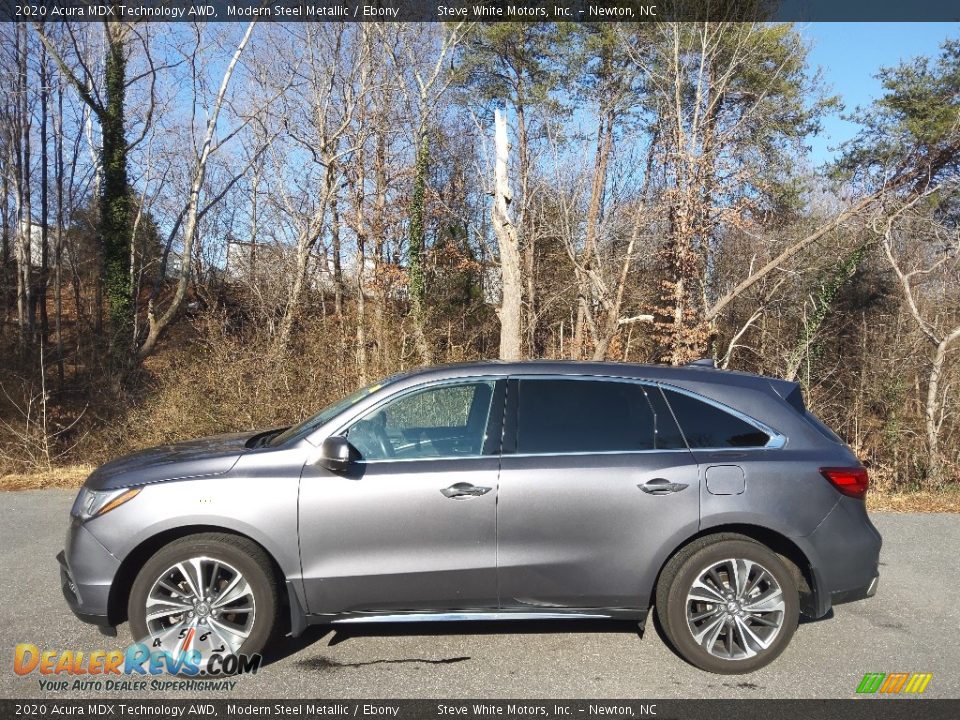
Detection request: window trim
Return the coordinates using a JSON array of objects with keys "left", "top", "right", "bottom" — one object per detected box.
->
[
  {"left": 502, "top": 374, "right": 786, "bottom": 458},
  {"left": 332, "top": 376, "right": 507, "bottom": 464},
  {"left": 657, "top": 382, "right": 787, "bottom": 451}
]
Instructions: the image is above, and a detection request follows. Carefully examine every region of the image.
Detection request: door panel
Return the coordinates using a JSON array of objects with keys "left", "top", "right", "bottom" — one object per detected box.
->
[
  {"left": 299, "top": 458, "right": 500, "bottom": 614},
  {"left": 496, "top": 377, "right": 700, "bottom": 610},
  {"left": 497, "top": 452, "right": 699, "bottom": 609},
  {"left": 297, "top": 378, "right": 505, "bottom": 616}
]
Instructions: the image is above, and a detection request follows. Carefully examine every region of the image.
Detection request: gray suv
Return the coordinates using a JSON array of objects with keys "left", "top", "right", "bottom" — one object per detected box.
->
[{"left": 60, "top": 361, "right": 881, "bottom": 673}]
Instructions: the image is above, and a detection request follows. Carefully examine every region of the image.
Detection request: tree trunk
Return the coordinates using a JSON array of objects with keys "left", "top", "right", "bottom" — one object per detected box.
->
[
  {"left": 515, "top": 105, "right": 536, "bottom": 356},
  {"left": 39, "top": 44, "right": 50, "bottom": 342},
  {"left": 16, "top": 23, "right": 34, "bottom": 345},
  {"left": 925, "top": 327, "right": 960, "bottom": 485},
  {"left": 493, "top": 109, "right": 523, "bottom": 361},
  {"left": 330, "top": 188, "right": 343, "bottom": 320},
  {"left": 354, "top": 147, "right": 368, "bottom": 382},
  {"left": 101, "top": 20, "right": 132, "bottom": 359},
  {"left": 55, "top": 83, "right": 65, "bottom": 387},
  {"left": 372, "top": 120, "right": 389, "bottom": 370},
  {"left": 408, "top": 132, "right": 432, "bottom": 365}
]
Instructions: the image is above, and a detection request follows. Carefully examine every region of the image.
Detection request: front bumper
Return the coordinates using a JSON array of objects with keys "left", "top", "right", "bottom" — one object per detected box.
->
[{"left": 58, "top": 519, "right": 121, "bottom": 629}]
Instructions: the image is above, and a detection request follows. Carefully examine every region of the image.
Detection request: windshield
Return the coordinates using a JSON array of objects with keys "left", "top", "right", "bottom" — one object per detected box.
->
[{"left": 268, "top": 380, "right": 391, "bottom": 447}]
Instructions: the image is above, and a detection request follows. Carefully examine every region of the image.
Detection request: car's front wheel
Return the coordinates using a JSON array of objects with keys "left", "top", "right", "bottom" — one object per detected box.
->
[
  {"left": 656, "top": 536, "right": 799, "bottom": 673},
  {"left": 128, "top": 533, "right": 280, "bottom": 660}
]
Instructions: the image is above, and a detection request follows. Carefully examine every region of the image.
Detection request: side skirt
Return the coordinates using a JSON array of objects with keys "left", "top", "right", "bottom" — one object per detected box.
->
[{"left": 302, "top": 607, "right": 646, "bottom": 627}]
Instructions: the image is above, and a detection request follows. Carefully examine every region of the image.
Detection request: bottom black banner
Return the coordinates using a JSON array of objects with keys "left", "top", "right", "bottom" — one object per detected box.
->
[{"left": 2, "top": 699, "right": 959, "bottom": 720}]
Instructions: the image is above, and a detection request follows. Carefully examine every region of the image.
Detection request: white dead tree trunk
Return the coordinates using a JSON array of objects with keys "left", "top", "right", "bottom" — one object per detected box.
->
[
  {"left": 493, "top": 108, "right": 523, "bottom": 361},
  {"left": 139, "top": 21, "right": 257, "bottom": 359},
  {"left": 880, "top": 202, "right": 960, "bottom": 486}
]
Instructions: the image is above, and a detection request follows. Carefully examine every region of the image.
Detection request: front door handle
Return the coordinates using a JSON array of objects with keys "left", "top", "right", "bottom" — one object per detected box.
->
[
  {"left": 639, "top": 478, "right": 689, "bottom": 495},
  {"left": 441, "top": 482, "right": 492, "bottom": 499}
]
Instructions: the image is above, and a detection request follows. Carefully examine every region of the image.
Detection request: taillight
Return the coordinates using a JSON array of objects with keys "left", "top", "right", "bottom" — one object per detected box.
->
[{"left": 819, "top": 467, "right": 869, "bottom": 499}]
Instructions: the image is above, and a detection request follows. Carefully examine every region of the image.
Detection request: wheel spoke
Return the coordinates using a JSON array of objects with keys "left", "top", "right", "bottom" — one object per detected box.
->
[
  {"left": 147, "top": 591, "right": 193, "bottom": 610},
  {"left": 689, "top": 578, "right": 726, "bottom": 603},
  {"left": 146, "top": 604, "right": 191, "bottom": 623},
  {"left": 157, "top": 579, "right": 184, "bottom": 597},
  {"left": 213, "top": 575, "right": 252, "bottom": 609},
  {"left": 742, "top": 587, "right": 784, "bottom": 614},
  {"left": 724, "top": 624, "right": 734, "bottom": 657},
  {"left": 745, "top": 612, "right": 781, "bottom": 627},
  {"left": 728, "top": 558, "right": 754, "bottom": 598},
  {"left": 732, "top": 617, "right": 759, "bottom": 658},
  {"left": 208, "top": 617, "right": 249, "bottom": 654},
  {"left": 743, "top": 567, "right": 767, "bottom": 596},
  {"left": 736, "top": 615, "right": 772, "bottom": 651},
  {"left": 176, "top": 560, "right": 204, "bottom": 600},
  {"left": 707, "top": 568, "right": 727, "bottom": 593},
  {"left": 691, "top": 614, "right": 725, "bottom": 649},
  {"left": 205, "top": 561, "right": 221, "bottom": 597},
  {"left": 151, "top": 623, "right": 184, "bottom": 648},
  {"left": 689, "top": 608, "right": 720, "bottom": 623}
]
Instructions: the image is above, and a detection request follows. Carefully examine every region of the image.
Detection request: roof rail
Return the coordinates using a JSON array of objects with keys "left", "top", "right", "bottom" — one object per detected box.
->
[{"left": 687, "top": 358, "right": 717, "bottom": 368}]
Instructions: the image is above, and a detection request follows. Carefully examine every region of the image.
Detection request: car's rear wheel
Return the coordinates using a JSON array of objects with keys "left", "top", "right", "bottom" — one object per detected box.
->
[
  {"left": 128, "top": 533, "right": 279, "bottom": 660},
  {"left": 656, "top": 537, "right": 799, "bottom": 673}
]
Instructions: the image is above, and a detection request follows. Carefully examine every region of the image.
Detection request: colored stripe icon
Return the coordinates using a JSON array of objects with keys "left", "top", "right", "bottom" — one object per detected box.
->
[{"left": 856, "top": 673, "right": 932, "bottom": 694}]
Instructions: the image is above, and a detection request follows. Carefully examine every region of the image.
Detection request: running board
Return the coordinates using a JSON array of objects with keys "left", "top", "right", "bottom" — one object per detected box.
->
[{"left": 331, "top": 611, "right": 615, "bottom": 624}]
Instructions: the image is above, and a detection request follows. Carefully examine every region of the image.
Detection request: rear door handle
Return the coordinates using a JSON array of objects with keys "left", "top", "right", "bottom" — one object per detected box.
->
[
  {"left": 441, "top": 483, "right": 492, "bottom": 499},
  {"left": 639, "top": 478, "right": 689, "bottom": 495}
]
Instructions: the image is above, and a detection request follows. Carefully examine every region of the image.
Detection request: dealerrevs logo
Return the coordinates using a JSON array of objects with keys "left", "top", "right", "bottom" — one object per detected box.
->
[{"left": 13, "top": 638, "right": 261, "bottom": 680}]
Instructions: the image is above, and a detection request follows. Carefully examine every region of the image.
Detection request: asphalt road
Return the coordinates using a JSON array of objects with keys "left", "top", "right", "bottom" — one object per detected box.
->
[{"left": 1, "top": 489, "right": 958, "bottom": 699}]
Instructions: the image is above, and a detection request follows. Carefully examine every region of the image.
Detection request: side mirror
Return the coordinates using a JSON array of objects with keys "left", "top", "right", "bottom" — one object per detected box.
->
[{"left": 317, "top": 436, "right": 358, "bottom": 473}]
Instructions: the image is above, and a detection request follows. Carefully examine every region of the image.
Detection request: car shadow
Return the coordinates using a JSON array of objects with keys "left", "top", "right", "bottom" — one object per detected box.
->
[
  {"left": 259, "top": 618, "right": 646, "bottom": 667},
  {"left": 800, "top": 607, "right": 834, "bottom": 624},
  {"left": 260, "top": 608, "right": 834, "bottom": 668}
]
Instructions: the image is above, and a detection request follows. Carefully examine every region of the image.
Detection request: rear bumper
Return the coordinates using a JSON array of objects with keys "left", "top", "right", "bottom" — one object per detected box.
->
[
  {"left": 58, "top": 519, "right": 120, "bottom": 628},
  {"left": 832, "top": 574, "right": 879, "bottom": 607},
  {"left": 802, "top": 496, "right": 882, "bottom": 617}
]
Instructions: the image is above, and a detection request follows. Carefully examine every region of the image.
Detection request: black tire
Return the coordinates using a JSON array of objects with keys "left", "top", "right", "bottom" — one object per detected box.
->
[
  {"left": 655, "top": 535, "right": 799, "bottom": 674},
  {"left": 128, "top": 533, "right": 280, "bottom": 659}
]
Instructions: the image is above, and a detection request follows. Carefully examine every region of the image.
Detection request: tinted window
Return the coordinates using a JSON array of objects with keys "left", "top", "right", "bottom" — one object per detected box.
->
[
  {"left": 516, "top": 379, "right": 685, "bottom": 454},
  {"left": 347, "top": 381, "right": 496, "bottom": 460},
  {"left": 661, "top": 388, "right": 770, "bottom": 448}
]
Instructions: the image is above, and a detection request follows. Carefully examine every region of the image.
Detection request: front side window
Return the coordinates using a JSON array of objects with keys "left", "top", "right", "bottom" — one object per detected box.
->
[
  {"left": 346, "top": 381, "right": 498, "bottom": 461},
  {"left": 515, "top": 379, "right": 685, "bottom": 454},
  {"left": 660, "top": 388, "right": 771, "bottom": 448}
]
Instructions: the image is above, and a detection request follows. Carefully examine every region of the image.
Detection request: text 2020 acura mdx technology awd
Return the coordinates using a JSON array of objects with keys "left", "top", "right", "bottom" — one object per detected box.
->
[{"left": 59, "top": 361, "right": 881, "bottom": 673}]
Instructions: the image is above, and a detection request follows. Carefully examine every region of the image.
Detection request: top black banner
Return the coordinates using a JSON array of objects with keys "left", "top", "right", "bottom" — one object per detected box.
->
[{"left": 2, "top": 0, "right": 959, "bottom": 23}]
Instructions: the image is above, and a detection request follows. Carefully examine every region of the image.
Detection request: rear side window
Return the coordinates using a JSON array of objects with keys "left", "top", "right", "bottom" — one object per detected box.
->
[
  {"left": 516, "top": 379, "right": 685, "bottom": 454},
  {"left": 660, "top": 388, "right": 770, "bottom": 448}
]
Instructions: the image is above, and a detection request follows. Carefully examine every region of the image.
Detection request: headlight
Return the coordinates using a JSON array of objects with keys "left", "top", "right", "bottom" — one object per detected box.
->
[{"left": 71, "top": 487, "right": 141, "bottom": 521}]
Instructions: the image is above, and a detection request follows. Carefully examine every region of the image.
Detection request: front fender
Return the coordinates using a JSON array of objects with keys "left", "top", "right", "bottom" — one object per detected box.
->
[{"left": 83, "top": 475, "right": 302, "bottom": 582}]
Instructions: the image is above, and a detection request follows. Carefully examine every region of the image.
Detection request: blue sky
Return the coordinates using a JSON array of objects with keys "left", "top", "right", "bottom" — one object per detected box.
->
[{"left": 802, "top": 22, "right": 959, "bottom": 163}]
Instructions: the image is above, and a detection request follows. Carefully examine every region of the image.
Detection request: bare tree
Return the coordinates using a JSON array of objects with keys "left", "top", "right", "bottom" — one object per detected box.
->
[{"left": 879, "top": 195, "right": 960, "bottom": 484}]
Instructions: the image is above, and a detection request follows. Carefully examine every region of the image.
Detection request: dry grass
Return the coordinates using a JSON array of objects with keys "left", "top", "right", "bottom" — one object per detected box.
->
[
  {"left": 867, "top": 488, "right": 960, "bottom": 513},
  {"left": 0, "top": 464, "right": 95, "bottom": 491},
  {"left": 2, "top": 462, "right": 958, "bottom": 513}
]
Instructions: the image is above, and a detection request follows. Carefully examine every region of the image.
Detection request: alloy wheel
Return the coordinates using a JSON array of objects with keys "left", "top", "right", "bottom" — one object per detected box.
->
[
  {"left": 144, "top": 556, "right": 256, "bottom": 658},
  {"left": 684, "top": 557, "right": 785, "bottom": 660}
]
